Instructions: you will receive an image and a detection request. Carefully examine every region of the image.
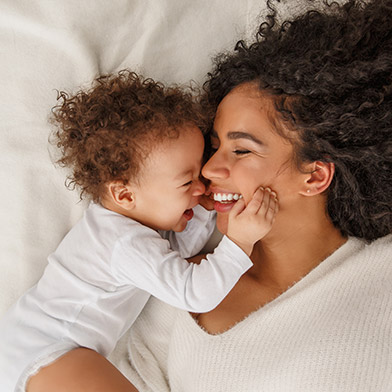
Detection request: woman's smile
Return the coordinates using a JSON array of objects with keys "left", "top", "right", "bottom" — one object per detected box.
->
[
  {"left": 207, "top": 187, "right": 243, "bottom": 212},
  {"left": 213, "top": 192, "right": 242, "bottom": 203}
]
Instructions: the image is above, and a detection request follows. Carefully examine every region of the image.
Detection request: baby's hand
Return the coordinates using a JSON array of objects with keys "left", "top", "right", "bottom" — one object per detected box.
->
[{"left": 227, "top": 187, "right": 278, "bottom": 256}]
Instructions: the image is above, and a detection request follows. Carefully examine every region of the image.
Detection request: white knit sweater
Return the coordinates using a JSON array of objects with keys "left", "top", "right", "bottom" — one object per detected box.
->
[{"left": 114, "top": 234, "right": 392, "bottom": 392}]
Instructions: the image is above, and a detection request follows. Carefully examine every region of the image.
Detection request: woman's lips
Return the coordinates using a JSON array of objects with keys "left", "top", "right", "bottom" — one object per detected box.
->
[{"left": 213, "top": 200, "right": 236, "bottom": 213}]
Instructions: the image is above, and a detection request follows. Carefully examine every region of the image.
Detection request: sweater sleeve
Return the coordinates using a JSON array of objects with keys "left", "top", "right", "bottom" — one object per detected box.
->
[{"left": 111, "top": 227, "right": 252, "bottom": 313}]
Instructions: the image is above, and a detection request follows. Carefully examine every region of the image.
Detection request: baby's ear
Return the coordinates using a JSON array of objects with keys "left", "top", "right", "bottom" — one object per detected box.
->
[
  {"left": 106, "top": 180, "right": 135, "bottom": 209},
  {"left": 299, "top": 161, "right": 335, "bottom": 196}
]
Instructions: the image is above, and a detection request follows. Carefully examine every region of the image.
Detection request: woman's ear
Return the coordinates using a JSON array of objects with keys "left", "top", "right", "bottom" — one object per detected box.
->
[
  {"left": 299, "top": 161, "right": 335, "bottom": 196},
  {"left": 106, "top": 181, "right": 135, "bottom": 209}
]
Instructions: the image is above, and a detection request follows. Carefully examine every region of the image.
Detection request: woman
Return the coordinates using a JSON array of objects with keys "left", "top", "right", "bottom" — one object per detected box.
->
[
  {"left": 28, "top": 0, "right": 392, "bottom": 391},
  {"left": 125, "top": 0, "right": 392, "bottom": 391}
]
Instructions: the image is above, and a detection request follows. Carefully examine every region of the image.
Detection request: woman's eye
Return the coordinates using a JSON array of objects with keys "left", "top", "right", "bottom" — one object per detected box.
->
[{"left": 233, "top": 149, "right": 251, "bottom": 155}]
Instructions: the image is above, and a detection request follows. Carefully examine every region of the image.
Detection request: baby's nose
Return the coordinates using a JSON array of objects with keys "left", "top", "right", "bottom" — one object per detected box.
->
[{"left": 193, "top": 179, "right": 205, "bottom": 196}]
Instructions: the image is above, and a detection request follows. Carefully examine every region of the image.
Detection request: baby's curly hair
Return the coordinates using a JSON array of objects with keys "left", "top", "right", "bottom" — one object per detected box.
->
[
  {"left": 51, "top": 70, "right": 206, "bottom": 202},
  {"left": 202, "top": 0, "right": 392, "bottom": 241}
]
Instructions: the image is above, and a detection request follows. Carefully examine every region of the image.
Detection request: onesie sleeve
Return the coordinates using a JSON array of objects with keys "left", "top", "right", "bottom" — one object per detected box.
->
[
  {"left": 111, "top": 226, "right": 252, "bottom": 313},
  {"left": 159, "top": 205, "right": 216, "bottom": 258}
]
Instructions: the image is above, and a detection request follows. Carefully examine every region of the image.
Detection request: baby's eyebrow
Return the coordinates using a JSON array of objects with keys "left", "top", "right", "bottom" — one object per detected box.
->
[{"left": 174, "top": 169, "right": 192, "bottom": 182}]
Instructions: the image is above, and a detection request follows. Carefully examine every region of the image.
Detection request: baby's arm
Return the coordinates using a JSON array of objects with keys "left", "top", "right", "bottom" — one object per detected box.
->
[
  {"left": 227, "top": 187, "right": 278, "bottom": 256},
  {"left": 112, "top": 188, "right": 277, "bottom": 313},
  {"left": 113, "top": 232, "right": 251, "bottom": 313}
]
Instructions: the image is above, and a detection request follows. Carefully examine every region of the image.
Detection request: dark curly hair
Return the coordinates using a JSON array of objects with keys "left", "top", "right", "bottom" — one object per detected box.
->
[
  {"left": 50, "top": 70, "right": 206, "bottom": 202},
  {"left": 202, "top": 0, "right": 392, "bottom": 241}
]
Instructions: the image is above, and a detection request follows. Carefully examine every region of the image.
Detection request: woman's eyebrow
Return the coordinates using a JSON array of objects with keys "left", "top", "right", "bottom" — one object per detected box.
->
[
  {"left": 227, "top": 131, "right": 263, "bottom": 145},
  {"left": 211, "top": 130, "right": 263, "bottom": 145}
]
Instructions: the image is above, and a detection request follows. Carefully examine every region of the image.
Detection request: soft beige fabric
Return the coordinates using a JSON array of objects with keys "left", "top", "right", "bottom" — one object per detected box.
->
[{"left": 123, "top": 235, "right": 392, "bottom": 391}]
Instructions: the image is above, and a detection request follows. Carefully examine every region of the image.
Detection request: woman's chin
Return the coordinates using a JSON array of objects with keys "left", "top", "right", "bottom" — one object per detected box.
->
[{"left": 216, "top": 213, "right": 229, "bottom": 235}]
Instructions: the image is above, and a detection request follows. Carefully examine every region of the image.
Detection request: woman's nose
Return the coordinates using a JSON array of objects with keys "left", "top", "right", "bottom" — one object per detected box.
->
[{"left": 201, "top": 152, "right": 229, "bottom": 180}]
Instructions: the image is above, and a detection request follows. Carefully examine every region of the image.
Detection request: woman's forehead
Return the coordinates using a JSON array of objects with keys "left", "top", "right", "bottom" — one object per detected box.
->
[
  {"left": 215, "top": 87, "right": 279, "bottom": 131},
  {"left": 213, "top": 84, "right": 299, "bottom": 149},
  {"left": 216, "top": 83, "right": 276, "bottom": 116}
]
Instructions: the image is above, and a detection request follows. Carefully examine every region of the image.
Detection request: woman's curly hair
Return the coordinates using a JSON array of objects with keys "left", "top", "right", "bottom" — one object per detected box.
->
[
  {"left": 50, "top": 70, "right": 206, "bottom": 202},
  {"left": 202, "top": 0, "right": 392, "bottom": 241}
]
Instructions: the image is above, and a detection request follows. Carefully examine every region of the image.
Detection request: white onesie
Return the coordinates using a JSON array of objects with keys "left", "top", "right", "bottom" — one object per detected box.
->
[{"left": 0, "top": 203, "right": 251, "bottom": 391}]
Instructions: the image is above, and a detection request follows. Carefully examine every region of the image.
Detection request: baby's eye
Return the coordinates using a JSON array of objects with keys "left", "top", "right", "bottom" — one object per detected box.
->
[
  {"left": 209, "top": 135, "right": 219, "bottom": 153},
  {"left": 233, "top": 149, "right": 251, "bottom": 155},
  {"left": 209, "top": 143, "right": 219, "bottom": 154},
  {"left": 182, "top": 180, "right": 193, "bottom": 187}
]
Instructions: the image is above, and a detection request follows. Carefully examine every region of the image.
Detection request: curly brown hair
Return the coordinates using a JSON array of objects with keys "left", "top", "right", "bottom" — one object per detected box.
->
[
  {"left": 202, "top": 0, "right": 392, "bottom": 242},
  {"left": 50, "top": 70, "right": 206, "bottom": 202}
]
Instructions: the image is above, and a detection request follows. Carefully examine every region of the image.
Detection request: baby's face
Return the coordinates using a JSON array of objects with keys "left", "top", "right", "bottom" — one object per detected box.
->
[{"left": 129, "top": 126, "right": 205, "bottom": 232}]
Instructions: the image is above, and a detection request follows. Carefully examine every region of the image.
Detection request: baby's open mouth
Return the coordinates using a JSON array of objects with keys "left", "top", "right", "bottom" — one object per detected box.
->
[
  {"left": 213, "top": 192, "right": 243, "bottom": 204},
  {"left": 183, "top": 209, "right": 194, "bottom": 221}
]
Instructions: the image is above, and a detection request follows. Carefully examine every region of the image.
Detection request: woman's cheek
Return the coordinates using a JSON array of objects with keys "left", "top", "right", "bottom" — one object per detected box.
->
[
  {"left": 232, "top": 162, "right": 264, "bottom": 198},
  {"left": 235, "top": 176, "right": 264, "bottom": 205}
]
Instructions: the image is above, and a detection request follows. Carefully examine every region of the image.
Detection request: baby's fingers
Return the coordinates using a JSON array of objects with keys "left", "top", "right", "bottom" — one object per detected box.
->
[
  {"left": 244, "top": 188, "right": 264, "bottom": 215},
  {"left": 229, "top": 197, "right": 246, "bottom": 218},
  {"left": 265, "top": 192, "right": 279, "bottom": 222},
  {"left": 256, "top": 187, "right": 272, "bottom": 217}
]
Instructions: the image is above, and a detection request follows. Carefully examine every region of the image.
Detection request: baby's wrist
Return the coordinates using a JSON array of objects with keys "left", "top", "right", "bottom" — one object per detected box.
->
[{"left": 227, "top": 236, "right": 253, "bottom": 256}]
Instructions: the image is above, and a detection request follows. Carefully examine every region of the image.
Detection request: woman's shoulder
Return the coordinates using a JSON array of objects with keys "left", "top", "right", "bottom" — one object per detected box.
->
[
  {"left": 356, "top": 233, "right": 392, "bottom": 263},
  {"left": 326, "top": 233, "right": 392, "bottom": 269},
  {"left": 367, "top": 233, "right": 392, "bottom": 248}
]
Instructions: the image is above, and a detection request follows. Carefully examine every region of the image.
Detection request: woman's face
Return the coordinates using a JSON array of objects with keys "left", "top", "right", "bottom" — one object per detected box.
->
[{"left": 202, "top": 84, "right": 307, "bottom": 234}]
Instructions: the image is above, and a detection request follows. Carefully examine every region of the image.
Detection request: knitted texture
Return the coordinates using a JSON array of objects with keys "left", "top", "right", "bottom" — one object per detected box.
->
[{"left": 127, "top": 235, "right": 392, "bottom": 391}]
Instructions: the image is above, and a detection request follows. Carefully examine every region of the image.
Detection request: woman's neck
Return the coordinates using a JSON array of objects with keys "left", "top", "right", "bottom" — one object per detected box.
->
[{"left": 249, "top": 211, "right": 347, "bottom": 292}]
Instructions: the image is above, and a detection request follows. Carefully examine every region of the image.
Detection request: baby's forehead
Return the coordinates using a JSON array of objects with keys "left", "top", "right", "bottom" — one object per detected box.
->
[{"left": 139, "top": 127, "right": 204, "bottom": 175}]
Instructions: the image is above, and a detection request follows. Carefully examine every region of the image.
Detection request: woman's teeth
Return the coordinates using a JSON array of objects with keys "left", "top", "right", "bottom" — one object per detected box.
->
[{"left": 213, "top": 193, "right": 242, "bottom": 203}]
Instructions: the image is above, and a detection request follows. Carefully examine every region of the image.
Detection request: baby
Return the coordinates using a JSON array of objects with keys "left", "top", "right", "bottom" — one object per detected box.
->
[{"left": 0, "top": 70, "right": 278, "bottom": 391}]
